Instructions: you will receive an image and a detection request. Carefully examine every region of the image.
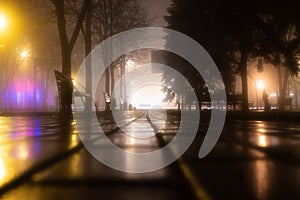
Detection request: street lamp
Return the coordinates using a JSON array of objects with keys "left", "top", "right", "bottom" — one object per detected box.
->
[
  {"left": 21, "top": 49, "right": 28, "bottom": 58},
  {"left": 256, "top": 80, "right": 265, "bottom": 90},
  {"left": 0, "top": 13, "right": 7, "bottom": 31}
]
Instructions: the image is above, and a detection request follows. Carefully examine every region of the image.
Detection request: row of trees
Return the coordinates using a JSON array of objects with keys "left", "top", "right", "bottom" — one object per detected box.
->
[
  {"left": 163, "top": 0, "right": 300, "bottom": 111},
  {"left": 0, "top": 0, "right": 60, "bottom": 111},
  {"left": 0, "top": 0, "right": 148, "bottom": 112},
  {"left": 51, "top": 0, "right": 149, "bottom": 113}
]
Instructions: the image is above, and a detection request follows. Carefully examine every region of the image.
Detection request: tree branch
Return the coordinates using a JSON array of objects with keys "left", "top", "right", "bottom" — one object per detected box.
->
[{"left": 69, "top": 0, "right": 88, "bottom": 51}]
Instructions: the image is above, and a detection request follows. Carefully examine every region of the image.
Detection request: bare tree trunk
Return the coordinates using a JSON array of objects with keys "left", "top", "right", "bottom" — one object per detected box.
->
[
  {"left": 110, "top": 66, "right": 115, "bottom": 96},
  {"left": 282, "top": 69, "right": 289, "bottom": 109},
  {"left": 92, "top": 0, "right": 148, "bottom": 111},
  {"left": 240, "top": 50, "right": 249, "bottom": 112},
  {"left": 277, "top": 64, "right": 289, "bottom": 111},
  {"left": 84, "top": 0, "right": 92, "bottom": 112},
  {"left": 52, "top": 0, "right": 88, "bottom": 114},
  {"left": 295, "top": 83, "right": 298, "bottom": 110}
]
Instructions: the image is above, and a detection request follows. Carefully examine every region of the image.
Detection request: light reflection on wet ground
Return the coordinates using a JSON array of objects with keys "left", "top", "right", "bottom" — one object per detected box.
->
[
  {"left": 0, "top": 111, "right": 300, "bottom": 199},
  {"left": 1, "top": 112, "right": 179, "bottom": 200},
  {"left": 222, "top": 120, "right": 300, "bottom": 164},
  {"left": 0, "top": 115, "right": 80, "bottom": 189}
]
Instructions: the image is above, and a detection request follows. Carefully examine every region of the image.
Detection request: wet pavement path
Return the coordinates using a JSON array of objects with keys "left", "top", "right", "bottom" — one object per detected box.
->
[{"left": 0, "top": 111, "right": 300, "bottom": 199}]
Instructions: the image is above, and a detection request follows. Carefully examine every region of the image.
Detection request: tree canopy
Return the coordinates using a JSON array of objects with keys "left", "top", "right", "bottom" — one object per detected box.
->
[{"left": 164, "top": 0, "right": 300, "bottom": 110}]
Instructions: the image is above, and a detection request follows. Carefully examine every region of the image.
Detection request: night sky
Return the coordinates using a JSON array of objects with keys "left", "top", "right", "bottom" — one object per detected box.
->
[{"left": 144, "top": 0, "right": 171, "bottom": 26}]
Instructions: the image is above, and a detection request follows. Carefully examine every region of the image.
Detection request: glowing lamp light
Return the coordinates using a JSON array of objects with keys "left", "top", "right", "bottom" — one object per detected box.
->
[
  {"left": 72, "top": 79, "right": 77, "bottom": 86},
  {"left": 0, "top": 14, "right": 7, "bottom": 30},
  {"left": 256, "top": 80, "right": 265, "bottom": 90},
  {"left": 21, "top": 50, "right": 28, "bottom": 58},
  {"left": 270, "top": 92, "right": 277, "bottom": 97}
]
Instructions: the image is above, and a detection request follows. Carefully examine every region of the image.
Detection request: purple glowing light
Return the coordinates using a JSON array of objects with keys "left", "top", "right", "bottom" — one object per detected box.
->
[{"left": 4, "top": 78, "right": 43, "bottom": 111}]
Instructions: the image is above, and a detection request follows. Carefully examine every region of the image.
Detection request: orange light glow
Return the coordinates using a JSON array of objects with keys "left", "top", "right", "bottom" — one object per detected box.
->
[
  {"left": 257, "top": 128, "right": 266, "bottom": 133},
  {"left": 256, "top": 80, "right": 265, "bottom": 90},
  {"left": 72, "top": 80, "right": 77, "bottom": 86},
  {"left": 258, "top": 135, "right": 267, "bottom": 147},
  {"left": 0, "top": 13, "right": 7, "bottom": 30}
]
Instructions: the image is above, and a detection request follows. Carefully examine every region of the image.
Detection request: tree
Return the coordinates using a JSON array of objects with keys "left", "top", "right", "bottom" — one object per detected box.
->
[
  {"left": 257, "top": 0, "right": 300, "bottom": 110},
  {"left": 92, "top": 0, "right": 148, "bottom": 110},
  {"left": 0, "top": 1, "right": 29, "bottom": 111},
  {"left": 50, "top": 0, "right": 89, "bottom": 114},
  {"left": 164, "top": 0, "right": 253, "bottom": 110},
  {"left": 164, "top": 0, "right": 300, "bottom": 111},
  {"left": 22, "top": 0, "right": 61, "bottom": 111}
]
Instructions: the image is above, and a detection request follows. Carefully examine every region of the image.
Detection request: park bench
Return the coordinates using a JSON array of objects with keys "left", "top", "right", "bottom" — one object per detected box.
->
[
  {"left": 54, "top": 70, "right": 91, "bottom": 113},
  {"left": 103, "top": 91, "right": 111, "bottom": 111}
]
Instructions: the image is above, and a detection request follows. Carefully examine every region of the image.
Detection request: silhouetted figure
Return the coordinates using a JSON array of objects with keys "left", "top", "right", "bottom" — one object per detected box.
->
[{"left": 262, "top": 90, "right": 270, "bottom": 112}]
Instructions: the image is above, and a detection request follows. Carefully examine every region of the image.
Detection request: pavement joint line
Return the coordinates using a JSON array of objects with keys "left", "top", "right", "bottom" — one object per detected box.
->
[
  {"left": 176, "top": 157, "right": 211, "bottom": 200},
  {"left": 85, "top": 111, "right": 146, "bottom": 145},
  {"left": 146, "top": 111, "right": 211, "bottom": 200}
]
